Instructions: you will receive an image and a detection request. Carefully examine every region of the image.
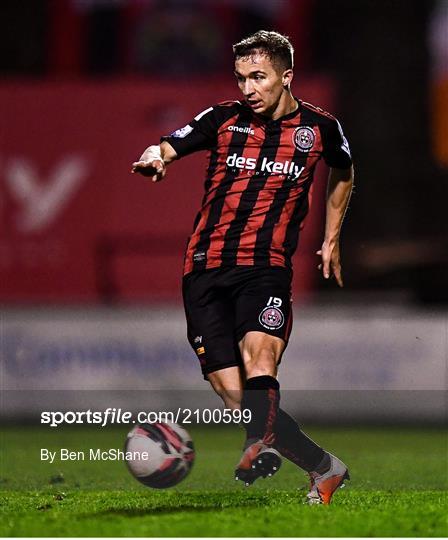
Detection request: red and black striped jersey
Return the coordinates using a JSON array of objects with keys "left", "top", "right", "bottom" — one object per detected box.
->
[{"left": 162, "top": 99, "right": 352, "bottom": 275}]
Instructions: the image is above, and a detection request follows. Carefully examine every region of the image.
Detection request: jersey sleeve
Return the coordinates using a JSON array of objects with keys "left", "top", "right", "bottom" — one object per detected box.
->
[
  {"left": 321, "top": 118, "right": 353, "bottom": 168},
  {"left": 161, "top": 105, "right": 221, "bottom": 158}
]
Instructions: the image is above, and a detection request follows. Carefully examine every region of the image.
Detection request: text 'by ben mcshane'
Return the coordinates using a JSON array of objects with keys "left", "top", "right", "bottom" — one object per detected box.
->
[{"left": 40, "top": 448, "right": 149, "bottom": 462}]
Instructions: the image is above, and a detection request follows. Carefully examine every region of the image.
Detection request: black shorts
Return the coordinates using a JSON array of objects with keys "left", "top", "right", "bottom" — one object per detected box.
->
[{"left": 182, "top": 266, "right": 293, "bottom": 379}]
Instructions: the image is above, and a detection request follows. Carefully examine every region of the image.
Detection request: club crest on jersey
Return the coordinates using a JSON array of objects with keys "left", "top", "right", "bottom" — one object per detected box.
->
[
  {"left": 293, "top": 126, "right": 315, "bottom": 151},
  {"left": 259, "top": 307, "right": 284, "bottom": 330}
]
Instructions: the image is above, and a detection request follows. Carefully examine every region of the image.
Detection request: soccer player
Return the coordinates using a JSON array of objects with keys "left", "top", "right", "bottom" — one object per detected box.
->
[{"left": 132, "top": 30, "right": 354, "bottom": 504}]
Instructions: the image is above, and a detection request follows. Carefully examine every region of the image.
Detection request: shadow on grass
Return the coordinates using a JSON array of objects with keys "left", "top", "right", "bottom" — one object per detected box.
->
[{"left": 80, "top": 491, "right": 299, "bottom": 518}]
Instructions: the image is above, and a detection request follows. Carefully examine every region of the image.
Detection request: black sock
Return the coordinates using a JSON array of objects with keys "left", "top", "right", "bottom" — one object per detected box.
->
[
  {"left": 241, "top": 375, "right": 280, "bottom": 445},
  {"left": 273, "top": 408, "right": 326, "bottom": 472}
]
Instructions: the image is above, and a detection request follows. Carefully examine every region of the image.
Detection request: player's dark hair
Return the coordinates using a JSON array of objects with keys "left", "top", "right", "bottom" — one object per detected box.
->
[{"left": 233, "top": 30, "right": 294, "bottom": 71}]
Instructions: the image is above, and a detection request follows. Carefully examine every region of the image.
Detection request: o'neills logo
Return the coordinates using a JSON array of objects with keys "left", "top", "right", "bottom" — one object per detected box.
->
[
  {"left": 227, "top": 125, "right": 255, "bottom": 135},
  {"left": 226, "top": 153, "right": 304, "bottom": 180}
]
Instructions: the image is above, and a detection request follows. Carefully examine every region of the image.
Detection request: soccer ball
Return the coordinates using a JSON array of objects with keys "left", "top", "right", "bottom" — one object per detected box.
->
[{"left": 125, "top": 422, "right": 195, "bottom": 488}]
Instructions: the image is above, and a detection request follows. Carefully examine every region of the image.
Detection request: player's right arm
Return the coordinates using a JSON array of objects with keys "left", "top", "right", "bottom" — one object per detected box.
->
[
  {"left": 131, "top": 141, "right": 177, "bottom": 183},
  {"left": 131, "top": 103, "right": 238, "bottom": 183}
]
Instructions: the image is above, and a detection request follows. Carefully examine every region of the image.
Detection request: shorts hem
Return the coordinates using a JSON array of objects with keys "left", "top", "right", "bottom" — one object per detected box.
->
[
  {"left": 183, "top": 262, "right": 292, "bottom": 278},
  {"left": 202, "top": 362, "right": 242, "bottom": 380},
  {"left": 235, "top": 327, "right": 289, "bottom": 346}
]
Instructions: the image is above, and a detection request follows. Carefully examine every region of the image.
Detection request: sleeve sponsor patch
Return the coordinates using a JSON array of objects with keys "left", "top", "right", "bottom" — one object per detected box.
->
[{"left": 170, "top": 124, "right": 193, "bottom": 138}]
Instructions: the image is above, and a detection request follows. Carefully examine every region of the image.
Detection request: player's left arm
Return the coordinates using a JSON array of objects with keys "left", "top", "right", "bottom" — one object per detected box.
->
[
  {"left": 319, "top": 116, "right": 354, "bottom": 287},
  {"left": 317, "top": 166, "right": 354, "bottom": 287}
]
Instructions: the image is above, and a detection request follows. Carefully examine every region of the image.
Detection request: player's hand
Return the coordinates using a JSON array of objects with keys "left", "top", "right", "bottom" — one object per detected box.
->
[
  {"left": 316, "top": 240, "right": 343, "bottom": 287},
  {"left": 131, "top": 145, "right": 166, "bottom": 182}
]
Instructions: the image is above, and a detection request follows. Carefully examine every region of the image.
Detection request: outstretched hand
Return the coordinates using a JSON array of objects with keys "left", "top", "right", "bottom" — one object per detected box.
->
[
  {"left": 316, "top": 241, "right": 344, "bottom": 287},
  {"left": 131, "top": 145, "right": 166, "bottom": 182}
]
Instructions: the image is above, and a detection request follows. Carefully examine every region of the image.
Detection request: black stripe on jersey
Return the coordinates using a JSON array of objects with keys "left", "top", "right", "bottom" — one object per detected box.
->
[
  {"left": 253, "top": 145, "right": 309, "bottom": 266},
  {"left": 221, "top": 122, "right": 283, "bottom": 265},
  {"left": 190, "top": 104, "right": 242, "bottom": 234},
  {"left": 281, "top": 186, "right": 311, "bottom": 262},
  {"left": 192, "top": 108, "right": 253, "bottom": 272},
  {"left": 190, "top": 146, "right": 220, "bottom": 236},
  {"left": 281, "top": 108, "right": 318, "bottom": 261}
]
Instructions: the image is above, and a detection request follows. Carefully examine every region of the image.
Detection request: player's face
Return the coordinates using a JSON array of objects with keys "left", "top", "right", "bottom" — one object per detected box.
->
[{"left": 234, "top": 53, "right": 292, "bottom": 118}]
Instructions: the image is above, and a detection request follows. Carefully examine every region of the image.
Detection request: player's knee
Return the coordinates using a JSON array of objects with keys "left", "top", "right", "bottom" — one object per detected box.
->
[
  {"left": 242, "top": 344, "right": 276, "bottom": 364},
  {"left": 240, "top": 334, "right": 278, "bottom": 362}
]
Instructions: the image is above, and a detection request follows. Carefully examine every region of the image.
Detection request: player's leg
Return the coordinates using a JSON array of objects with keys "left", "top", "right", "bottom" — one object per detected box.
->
[
  {"left": 239, "top": 330, "right": 349, "bottom": 501},
  {"left": 239, "top": 331, "right": 325, "bottom": 470},
  {"left": 273, "top": 409, "right": 349, "bottom": 504},
  {"left": 231, "top": 266, "right": 292, "bottom": 484},
  {"left": 233, "top": 267, "right": 348, "bottom": 500},
  {"left": 207, "top": 366, "right": 243, "bottom": 410},
  {"left": 183, "top": 270, "right": 243, "bottom": 381},
  {"left": 238, "top": 330, "right": 282, "bottom": 446},
  {"left": 234, "top": 267, "right": 291, "bottom": 459},
  {"left": 234, "top": 330, "right": 284, "bottom": 484}
]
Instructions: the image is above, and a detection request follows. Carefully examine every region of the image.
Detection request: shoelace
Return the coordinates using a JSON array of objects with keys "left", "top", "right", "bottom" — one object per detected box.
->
[
  {"left": 305, "top": 472, "right": 322, "bottom": 503},
  {"left": 306, "top": 491, "right": 323, "bottom": 504}
]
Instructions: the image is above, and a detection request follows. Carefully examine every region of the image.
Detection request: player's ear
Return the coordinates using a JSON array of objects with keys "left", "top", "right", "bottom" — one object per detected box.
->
[{"left": 282, "top": 69, "right": 293, "bottom": 88}]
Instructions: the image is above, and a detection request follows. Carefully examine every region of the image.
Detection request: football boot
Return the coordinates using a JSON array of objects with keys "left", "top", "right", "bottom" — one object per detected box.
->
[
  {"left": 235, "top": 440, "right": 282, "bottom": 486},
  {"left": 306, "top": 453, "right": 349, "bottom": 505}
]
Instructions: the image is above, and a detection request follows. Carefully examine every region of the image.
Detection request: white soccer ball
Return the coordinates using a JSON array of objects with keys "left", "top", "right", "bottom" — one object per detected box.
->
[{"left": 125, "top": 422, "right": 195, "bottom": 488}]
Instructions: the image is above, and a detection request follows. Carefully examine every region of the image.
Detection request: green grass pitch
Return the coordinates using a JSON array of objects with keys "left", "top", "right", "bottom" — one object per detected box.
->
[{"left": 1, "top": 424, "right": 447, "bottom": 537}]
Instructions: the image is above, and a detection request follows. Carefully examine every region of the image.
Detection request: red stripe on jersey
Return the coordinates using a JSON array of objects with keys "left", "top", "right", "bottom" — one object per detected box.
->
[
  {"left": 205, "top": 127, "right": 264, "bottom": 270},
  {"left": 269, "top": 192, "right": 301, "bottom": 266},
  {"left": 270, "top": 124, "right": 322, "bottom": 266},
  {"left": 183, "top": 115, "right": 239, "bottom": 274},
  {"left": 236, "top": 121, "right": 299, "bottom": 266},
  {"left": 200, "top": 115, "right": 240, "bottom": 207}
]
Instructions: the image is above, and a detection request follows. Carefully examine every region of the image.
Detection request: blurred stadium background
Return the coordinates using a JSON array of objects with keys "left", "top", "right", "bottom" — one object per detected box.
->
[{"left": 1, "top": 0, "right": 447, "bottom": 422}]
